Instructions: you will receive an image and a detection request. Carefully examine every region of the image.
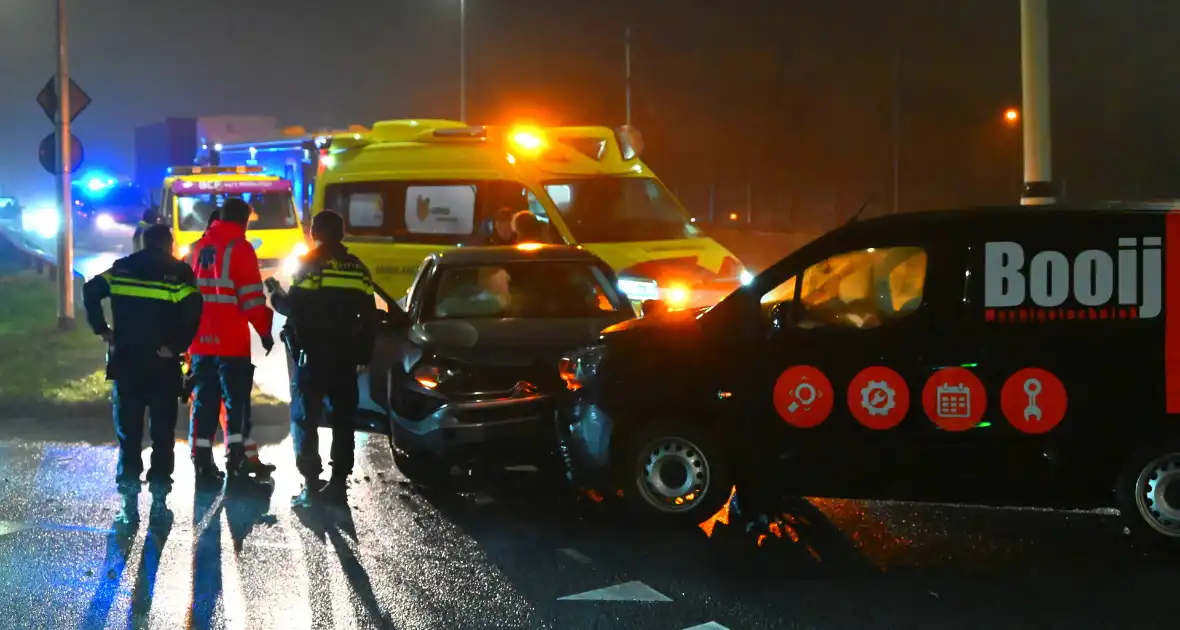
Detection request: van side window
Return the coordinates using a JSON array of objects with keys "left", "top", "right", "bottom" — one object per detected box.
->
[
  {"left": 797, "top": 246, "right": 927, "bottom": 329},
  {"left": 760, "top": 276, "right": 797, "bottom": 315}
]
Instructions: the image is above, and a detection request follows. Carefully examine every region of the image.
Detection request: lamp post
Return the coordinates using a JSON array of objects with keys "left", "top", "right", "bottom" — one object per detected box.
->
[
  {"left": 459, "top": 0, "right": 466, "bottom": 122},
  {"left": 1020, "top": 0, "right": 1054, "bottom": 205}
]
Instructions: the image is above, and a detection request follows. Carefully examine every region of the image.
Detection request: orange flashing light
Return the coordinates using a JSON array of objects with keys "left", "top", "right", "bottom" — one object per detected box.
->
[
  {"left": 508, "top": 126, "right": 547, "bottom": 155},
  {"left": 515, "top": 242, "right": 544, "bottom": 251},
  {"left": 665, "top": 285, "right": 690, "bottom": 310}
]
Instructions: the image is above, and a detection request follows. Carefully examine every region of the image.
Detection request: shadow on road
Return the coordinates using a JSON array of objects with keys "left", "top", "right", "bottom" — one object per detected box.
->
[
  {"left": 294, "top": 502, "right": 392, "bottom": 627},
  {"left": 126, "top": 506, "right": 175, "bottom": 627}
]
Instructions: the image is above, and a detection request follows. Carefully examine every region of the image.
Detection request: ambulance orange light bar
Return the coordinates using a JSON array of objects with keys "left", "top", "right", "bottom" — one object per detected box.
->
[
  {"left": 508, "top": 126, "right": 547, "bottom": 155},
  {"left": 168, "top": 165, "right": 263, "bottom": 176}
]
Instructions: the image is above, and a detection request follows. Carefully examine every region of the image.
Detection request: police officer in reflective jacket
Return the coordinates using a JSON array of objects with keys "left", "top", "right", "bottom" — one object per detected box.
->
[
  {"left": 269, "top": 211, "right": 376, "bottom": 508},
  {"left": 83, "top": 224, "right": 203, "bottom": 527}
]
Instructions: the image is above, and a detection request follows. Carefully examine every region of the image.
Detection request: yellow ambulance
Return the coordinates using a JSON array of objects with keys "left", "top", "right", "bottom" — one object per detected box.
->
[
  {"left": 308, "top": 119, "right": 751, "bottom": 310},
  {"left": 155, "top": 165, "right": 308, "bottom": 276}
]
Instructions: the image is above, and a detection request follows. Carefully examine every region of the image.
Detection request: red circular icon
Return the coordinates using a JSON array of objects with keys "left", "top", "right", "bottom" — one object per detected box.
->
[
  {"left": 922, "top": 367, "right": 988, "bottom": 432},
  {"left": 1001, "top": 368, "right": 1067, "bottom": 434},
  {"left": 847, "top": 366, "right": 910, "bottom": 430},
  {"left": 773, "top": 366, "right": 834, "bottom": 428}
]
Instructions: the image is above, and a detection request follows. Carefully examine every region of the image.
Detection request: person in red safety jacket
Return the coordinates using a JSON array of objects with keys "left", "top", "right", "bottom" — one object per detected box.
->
[
  {"left": 188, "top": 198, "right": 276, "bottom": 486},
  {"left": 183, "top": 208, "right": 275, "bottom": 477}
]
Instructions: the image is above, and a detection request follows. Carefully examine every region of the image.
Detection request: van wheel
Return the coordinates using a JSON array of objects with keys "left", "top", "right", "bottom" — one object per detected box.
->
[
  {"left": 391, "top": 443, "right": 452, "bottom": 489},
  {"left": 619, "top": 420, "right": 732, "bottom": 525},
  {"left": 1116, "top": 441, "right": 1180, "bottom": 548}
]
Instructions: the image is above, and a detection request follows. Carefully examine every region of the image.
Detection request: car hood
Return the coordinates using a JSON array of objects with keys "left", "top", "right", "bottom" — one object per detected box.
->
[{"left": 426, "top": 316, "right": 628, "bottom": 367}]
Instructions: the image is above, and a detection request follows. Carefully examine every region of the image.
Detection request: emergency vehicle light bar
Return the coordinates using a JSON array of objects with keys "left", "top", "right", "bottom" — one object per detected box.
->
[
  {"left": 432, "top": 126, "right": 487, "bottom": 139},
  {"left": 168, "top": 165, "right": 263, "bottom": 176}
]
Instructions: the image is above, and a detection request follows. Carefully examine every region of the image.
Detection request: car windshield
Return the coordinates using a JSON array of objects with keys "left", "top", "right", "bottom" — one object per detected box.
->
[
  {"left": 428, "top": 261, "right": 621, "bottom": 320},
  {"left": 543, "top": 177, "right": 702, "bottom": 243},
  {"left": 176, "top": 191, "right": 298, "bottom": 232}
]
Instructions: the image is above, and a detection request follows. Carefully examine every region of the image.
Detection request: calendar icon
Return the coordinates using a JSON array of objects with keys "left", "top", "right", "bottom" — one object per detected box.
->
[{"left": 936, "top": 384, "right": 971, "bottom": 418}]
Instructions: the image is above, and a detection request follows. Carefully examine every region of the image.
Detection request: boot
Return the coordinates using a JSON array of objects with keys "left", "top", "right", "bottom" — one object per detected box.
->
[
  {"left": 291, "top": 479, "right": 324, "bottom": 509},
  {"left": 148, "top": 482, "right": 172, "bottom": 522},
  {"left": 224, "top": 446, "right": 250, "bottom": 486},
  {"left": 114, "top": 491, "right": 139, "bottom": 530},
  {"left": 239, "top": 456, "right": 277, "bottom": 479},
  {"left": 321, "top": 476, "right": 350, "bottom": 506},
  {"left": 192, "top": 449, "right": 224, "bottom": 486}
]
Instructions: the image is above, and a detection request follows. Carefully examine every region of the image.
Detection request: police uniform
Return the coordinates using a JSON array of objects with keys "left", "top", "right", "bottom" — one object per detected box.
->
[
  {"left": 83, "top": 248, "right": 203, "bottom": 492},
  {"left": 272, "top": 242, "right": 376, "bottom": 496}
]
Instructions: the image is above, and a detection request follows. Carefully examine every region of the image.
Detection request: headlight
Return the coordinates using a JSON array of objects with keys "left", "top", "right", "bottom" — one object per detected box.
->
[
  {"left": 412, "top": 363, "right": 462, "bottom": 390},
  {"left": 22, "top": 207, "right": 60, "bottom": 239},
  {"left": 282, "top": 242, "right": 310, "bottom": 276},
  {"left": 739, "top": 269, "right": 754, "bottom": 285},
  {"left": 95, "top": 213, "right": 117, "bottom": 231},
  {"left": 664, "top": 284, "right": 691, "bottom": 310},
  {"left": 559, "top": 344, "right": 607, "bottom": 391},
  {"left": 178, "top": 244, "right": 191, "bottom": 259}
]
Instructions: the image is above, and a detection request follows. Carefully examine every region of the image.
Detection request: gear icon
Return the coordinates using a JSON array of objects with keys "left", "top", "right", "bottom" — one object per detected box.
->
[{"left": 861, "top": 380, "right": 897, "bottom": 416}]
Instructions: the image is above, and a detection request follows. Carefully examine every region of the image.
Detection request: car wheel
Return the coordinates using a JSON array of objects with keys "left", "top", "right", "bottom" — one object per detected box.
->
[
  {"left": 1116, "top": 440, "right": 1180, "bottom": 549},
  {"left": 619, "top": 420, "right": 732, "bottom": 524},
  {"left": 391, "top": 444, "right": 452, "bottom": 488}
]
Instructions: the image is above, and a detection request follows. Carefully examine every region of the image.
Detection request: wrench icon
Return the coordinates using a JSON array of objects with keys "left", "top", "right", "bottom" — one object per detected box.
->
[
  {"left": 787, "top": 380, "right": 818, "bottom": 413},
  {"left": 1023, "top": 378, "right": 1043, "bottom": 421}
]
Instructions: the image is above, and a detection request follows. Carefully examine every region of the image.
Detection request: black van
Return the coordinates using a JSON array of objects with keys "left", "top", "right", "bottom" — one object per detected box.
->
[{"left": 557, "top": 206, "right": 1180, "bottom": 546}]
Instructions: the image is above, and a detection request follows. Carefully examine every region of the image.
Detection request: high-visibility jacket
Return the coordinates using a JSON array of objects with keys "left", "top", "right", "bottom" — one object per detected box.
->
[{"left": 189, "top": 220, "right": 273, "bottom": 357}]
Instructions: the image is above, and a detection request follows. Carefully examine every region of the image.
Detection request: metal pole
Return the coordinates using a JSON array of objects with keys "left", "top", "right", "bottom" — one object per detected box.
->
[
  {"left": 56, "top": 0, "right": 75, "bottom": 329},
  {"left": 746, "top": 182, "right": 753, "bottom": 226},
  {"left": 624, "top": 27, "right": 632, "bottom": 126},
  {"left": 1020, "top": 0, "right": 1054, "bottom": 205},
  {"left": 459, "top": 0, "right": 466, "bottom": 122},
  {"left": 892, "top": 48, "right": 901, "bottom": 214}
]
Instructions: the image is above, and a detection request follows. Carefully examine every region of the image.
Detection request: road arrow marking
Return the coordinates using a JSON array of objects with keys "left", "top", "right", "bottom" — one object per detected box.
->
[
  {"left": 557, "top": 580, "right": 672, "bottom": 602},
  {"left": 0, "top": 521, "right": 32, "bottom": 537},
  {"left": 684, "top": 623, "right": 731, "bottom": 630}
]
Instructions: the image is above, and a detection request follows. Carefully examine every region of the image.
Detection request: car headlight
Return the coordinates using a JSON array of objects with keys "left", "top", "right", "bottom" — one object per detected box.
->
[
  {"left": 559, "top": 344, "right": 607, "bottom": 391},
  {"left": 282, "top": 242, "right": 310, "bottom": 276},
  {"left": 412, "top": 363, "right": 462, "bottom": 390},
  {"left": 22, "top": 207, "right": 60, "bottom": 239},
  {"left": 95, "top": 213, "right": 117, "bottom": 231},
  {"left": 663, "top": 284, "right": 691, "bottom": 310},
  {"left": 739, "top": 268, "right": 754, "bottom": 285},
  {"left": 177, "top": 244, "right": 191, "bottom": 259}
]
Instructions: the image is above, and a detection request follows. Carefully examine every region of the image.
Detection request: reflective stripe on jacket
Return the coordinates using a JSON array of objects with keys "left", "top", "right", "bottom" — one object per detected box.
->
[{"left": 189, "top": 220, "right": 274, "bottom": 357}]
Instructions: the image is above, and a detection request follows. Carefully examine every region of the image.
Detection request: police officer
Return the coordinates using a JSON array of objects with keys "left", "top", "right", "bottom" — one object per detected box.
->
[
  {"left": 269, "top": 211, "right": 377, "bottom": 507},
  {"left": 189, "top": 198, "right": 276, "bottom": 485},
  {"left": 83, "top": 224, "right": 203, "bottom": 527}
]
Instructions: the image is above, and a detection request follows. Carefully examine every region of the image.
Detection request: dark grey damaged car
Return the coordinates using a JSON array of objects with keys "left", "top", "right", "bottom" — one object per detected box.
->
[{"left": 364, "top": 245, "right": 637, "bottom": 487}]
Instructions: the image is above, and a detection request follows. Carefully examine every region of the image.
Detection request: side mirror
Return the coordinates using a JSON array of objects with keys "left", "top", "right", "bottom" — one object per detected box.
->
[
  {"left": 769, "top": 302, "right": 794, "bottom": 330},
  {"left": 641, "top": 299, "right": 667, "bottom": 317}
]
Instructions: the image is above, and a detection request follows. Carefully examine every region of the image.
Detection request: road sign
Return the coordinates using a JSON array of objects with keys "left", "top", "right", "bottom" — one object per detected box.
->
[
  {"left": 39, "top": 133, "right": 83, "bottom": 175},
  {"left": 36, "top": 76, "right": 91, "bottom": 124}
]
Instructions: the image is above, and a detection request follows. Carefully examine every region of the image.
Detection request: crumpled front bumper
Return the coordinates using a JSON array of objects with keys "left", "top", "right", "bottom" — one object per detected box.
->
[{"left": 391, "top": 390, "right": 557, "bottom": 464}]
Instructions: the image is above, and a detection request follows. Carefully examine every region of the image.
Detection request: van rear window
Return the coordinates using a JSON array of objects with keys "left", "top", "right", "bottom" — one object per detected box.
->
[{"left": 324, "top": 180, "right": 527, "bottom": 246}]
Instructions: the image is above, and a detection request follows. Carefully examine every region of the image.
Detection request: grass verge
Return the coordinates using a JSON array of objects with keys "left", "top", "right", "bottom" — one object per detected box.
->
[{"left": 0, "top": 271, "right": 111, "bottom": 415}]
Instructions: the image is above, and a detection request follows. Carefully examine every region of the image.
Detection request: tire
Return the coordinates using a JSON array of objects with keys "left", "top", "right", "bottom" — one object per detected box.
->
[
  {"left": 1115, "top": 440, "right": 1180, "bottom": 549},
  {"left": 390, "top": 441, "right": 452, "bottom": 488},
  {"left": 617, "top": 419, "right": 733, "bottom": 525}
]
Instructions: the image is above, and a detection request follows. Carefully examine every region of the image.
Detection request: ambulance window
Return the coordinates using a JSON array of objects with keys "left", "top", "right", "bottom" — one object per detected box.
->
[
  {"left": 797, "top": 246, "right": 927, "bottom": 329},
  {"left": 404, "top": 185, "right": 476, "bottom": 239}
]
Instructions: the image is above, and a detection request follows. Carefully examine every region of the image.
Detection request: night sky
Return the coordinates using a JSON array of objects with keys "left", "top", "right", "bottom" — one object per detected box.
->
[{"left": 1, "top": 0, "right": 1177, "bottom": 231}]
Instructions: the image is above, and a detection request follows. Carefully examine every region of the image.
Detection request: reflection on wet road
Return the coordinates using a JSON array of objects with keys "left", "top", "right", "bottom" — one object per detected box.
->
[{"left": 0, "top": 407, "right": 1174, "bottom": 629}]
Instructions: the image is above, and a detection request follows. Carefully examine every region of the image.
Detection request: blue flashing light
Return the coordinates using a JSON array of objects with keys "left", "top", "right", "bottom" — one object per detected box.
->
[{"left": 73, "top": 172, "right": 117, "bottom": 197}]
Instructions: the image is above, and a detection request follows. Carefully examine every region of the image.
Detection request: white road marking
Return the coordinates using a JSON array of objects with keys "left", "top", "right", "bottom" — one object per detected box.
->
[
  {"left": 557, "top": 580, "right": 673, "bottom": 602},
  {"left": 0, "top": 521, "right": 32, "bottom": 537},
  {"left": 683, "top": 623, "right": 731, "bottom": 630},
  {"left": 557, "top": 547, "right": 593, "bottom": 564}
]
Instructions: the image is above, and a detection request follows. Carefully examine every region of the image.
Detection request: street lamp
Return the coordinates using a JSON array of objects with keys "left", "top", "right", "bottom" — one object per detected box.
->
[
  {"left": 1004, "top": 107, "right": 1020, "bottom": 125},
  {"left": 459, "top": 0, "right": 466, "bottom": 121}
]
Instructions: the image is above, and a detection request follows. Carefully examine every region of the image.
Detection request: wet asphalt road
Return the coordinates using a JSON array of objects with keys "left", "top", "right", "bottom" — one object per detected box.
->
[{"left": 0, "top": 406, "right": 1175, "bottom": 630}]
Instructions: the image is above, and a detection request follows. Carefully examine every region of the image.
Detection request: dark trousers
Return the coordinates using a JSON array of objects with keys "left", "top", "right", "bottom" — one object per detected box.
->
[
  {"left": 112, "top": 361, "right": 182, "bottom": 488},
  {"left": 190, "top": 355, "right": 254, "bottom": 453},
  {"left": 289, "top": 349, "right": 358, "bottom": 481}
]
